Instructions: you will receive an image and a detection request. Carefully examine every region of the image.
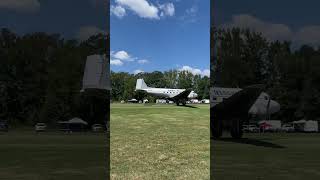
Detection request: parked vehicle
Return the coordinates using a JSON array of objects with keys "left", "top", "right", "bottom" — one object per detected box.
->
[
  {"left": 92, "top": 124, "right": 104, "bottom": 132},
  {"left": 281, "top": 123, "right": 295, "bottom": 132},
  {"left": 243, "top": 124, "right": 259, "bottom": 133},
  {"left": 35, "top": 123, "right": 47, "bottom": 132},
  {"left": 201, "top": 99, "right": 210, "bottom": 104},
  {"left": 0, "top": 121, "right": 8, "bottom": 132},
  {"left": 143, "top": 99, "right": 149, "bottom": 103}
]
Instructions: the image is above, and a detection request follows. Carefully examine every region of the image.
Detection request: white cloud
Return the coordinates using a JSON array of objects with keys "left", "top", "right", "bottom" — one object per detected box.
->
[
  {"left": 186, "top": 5, "right": 197, "bottom": 15},
  {"left": 0, "top": 0, "right": 40, "bottom": 12},
  {"left": 111, "top": 50, "right": 150, "bottom": 67},
  {"left": 159, "top": 3, "right": 175, "bottom": 17},
  {"left": 179, "top": 5, "right": 198, "bottom": 23},
  {"left": 111, "top": 5, "right": 126, "bottom": 18},
  {"left": 134, "top": 69, "right": 144, "bottom": 75},
  {"left": 111, "top": 0, "right": 175, "bottom": 20},
  {"left": 294, "top": 26, "right": 320, "bottom": 47},
  {"left": 221, "top": 14, "right": 320, "bottom": 47},
  {"left": 180, "top": 66, "right": 200, "bottom": 75},
  {"left": 221, "top": 14, "right": 292, "bottom": 41},
  {"left": 115, "top": 0, "right": 159, "bottom": 19},
  {"left": 112, "top": 50, "right": 133, "bottom": 61},
  {"left": 179, "top": 66, "right": 210, "bottom": 77},
  {"left": 202, "top": 69, "right": 210, "bottom": 77},
  {"left": 76, "top": 26, "right": 105, "bottom": 41},
  {"left": 111, "top": 59, "right": 124, "bottom": 66},
  {"left": 138, "top": 59, "right": 149, "bottom": 64}
]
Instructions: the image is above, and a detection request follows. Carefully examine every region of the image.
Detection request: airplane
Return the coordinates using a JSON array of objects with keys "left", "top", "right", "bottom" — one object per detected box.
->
[
  {"left": 135, "top": 79, "right": 198, "bottom": 106},
  {"left": 81, "top": 54, "right": 110, "bottom": 91},
  {"left": 210, "top": 85, "right": 280, "bottom": 139}
]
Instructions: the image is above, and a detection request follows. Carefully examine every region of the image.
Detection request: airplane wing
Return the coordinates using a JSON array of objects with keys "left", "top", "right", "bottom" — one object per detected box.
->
[
  {"left": 211, "top": 84, "right": 264, "bottom": 120},
  {"left": 170, "top": 89, "right": 192, "bottom": 101}
]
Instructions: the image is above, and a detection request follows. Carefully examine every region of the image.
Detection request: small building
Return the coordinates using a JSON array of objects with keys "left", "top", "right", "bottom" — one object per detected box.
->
[{"left": 293, "top": 120, "right": 318, "bottom": 132}]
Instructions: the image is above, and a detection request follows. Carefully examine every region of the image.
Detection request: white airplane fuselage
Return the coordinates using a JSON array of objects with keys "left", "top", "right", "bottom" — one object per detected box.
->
[
  {"left": 142, "top": 88, "right": 186, "bottom": 98},
  {"left": 135, "top": 79, "right": 198, "bottom": 104}
]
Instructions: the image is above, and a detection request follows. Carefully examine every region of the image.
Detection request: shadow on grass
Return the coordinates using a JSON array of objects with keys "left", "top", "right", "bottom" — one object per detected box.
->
[
  {"left": 181, "top": 105, "right": 199, "bottom": 109},
  {"left": 144, "top": 103, "right": 199, "bottom": 108},
  {"left": 213, "top": 137, "right": 286, "bottom": 149}
]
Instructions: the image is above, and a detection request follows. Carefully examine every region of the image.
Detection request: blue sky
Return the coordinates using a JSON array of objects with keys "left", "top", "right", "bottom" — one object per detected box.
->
[
  {"left": 213, "top": 0, "right": 320, "bottom": 48},
  {"left": 0, "top": 0, "right": 108, "bottom": 41},
  {"left": 110, "top": 0, "right": 210, "bottom": 76}
]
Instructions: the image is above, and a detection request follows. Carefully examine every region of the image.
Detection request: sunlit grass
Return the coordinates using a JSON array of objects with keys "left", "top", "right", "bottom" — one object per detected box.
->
[{"left": 111, "top": 104, "right": 210, "bottom": 180}]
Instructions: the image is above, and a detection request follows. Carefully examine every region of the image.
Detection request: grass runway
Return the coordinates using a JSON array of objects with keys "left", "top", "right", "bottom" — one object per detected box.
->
[
  {"left": 0, "top": 131, "right": 107, "bottom": 180},
  {"left": 110, "top": 104, "right": 210, "bottom": 180},
  {"left": 1, "top": 104, "right": 319, "bottom": 180},
  {"left": 212, "top": 133, "right": 320, "bottom": 180}
]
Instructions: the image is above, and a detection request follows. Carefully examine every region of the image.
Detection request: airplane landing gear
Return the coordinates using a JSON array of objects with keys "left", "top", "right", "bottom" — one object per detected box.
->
[
  {"left": 230, "top": 118, "right": 243, "bottom": 139},
  {"left": 176, "top": 100, "right": 187, "bottom": 106}
]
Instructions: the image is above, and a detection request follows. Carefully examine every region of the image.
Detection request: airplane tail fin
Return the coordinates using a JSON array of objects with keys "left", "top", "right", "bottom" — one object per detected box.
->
[{"left": 136, "top": 79, "right": 149, "bottom": 90}]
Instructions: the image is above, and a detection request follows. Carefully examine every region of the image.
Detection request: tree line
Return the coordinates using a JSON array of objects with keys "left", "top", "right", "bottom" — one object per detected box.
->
[
  {"left": 0, "top": 28, "right": 109, "bottom": 127},
  {"left": 111, "top": 70, "right": 210, "bottom": 102},
  {"left": 212, "top": 27, "right": 320, "bottom": 122},
  {"left": 3, "top": 26, "right": 319, "bottom": 126}
]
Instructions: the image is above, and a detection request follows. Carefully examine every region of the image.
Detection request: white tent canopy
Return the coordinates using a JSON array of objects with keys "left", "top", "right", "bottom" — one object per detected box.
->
[
  {"left": 293, "top": 119, "right": 307, "bottom": 124},
  {"left": 58, "top": 117, "right": 88, "bottom": 125}
]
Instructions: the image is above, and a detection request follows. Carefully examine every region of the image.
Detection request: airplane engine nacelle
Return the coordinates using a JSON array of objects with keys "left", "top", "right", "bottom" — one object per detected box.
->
[{"left": 188, "top": 91, "right": 198, "bottom": 99}]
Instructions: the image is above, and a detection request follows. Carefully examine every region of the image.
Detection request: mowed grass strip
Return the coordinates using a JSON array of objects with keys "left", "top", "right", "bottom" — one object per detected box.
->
[
  {"left": 0, "top": 132, "right": 108, "bottom": 180},
  {"left": 212, "top": 133, "right": 320, "bottom": 180},
  {"left": 111, "top": 104, "right": 210, "bottom": 180}
]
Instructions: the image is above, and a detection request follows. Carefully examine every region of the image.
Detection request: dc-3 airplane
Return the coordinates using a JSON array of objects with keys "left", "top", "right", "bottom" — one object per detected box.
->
[
  {"left": 210, "top": 85, "right": 280, "bottom": 139},
  {"left": 135, "top": 79, "right": 198, "bottom": 106}
]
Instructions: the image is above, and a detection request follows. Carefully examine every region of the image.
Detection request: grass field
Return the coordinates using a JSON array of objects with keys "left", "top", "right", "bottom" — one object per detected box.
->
[
  {"left": 0, "top": 131, "right": 107, "bottom": 180},
  {"left": 2, "top": 104, "right": 320, "bottom": 180},
  {"left": 212, "top": 133, "right": 320, "bottom": 180},
  {"left": 110, "top": 104, "right": 210, "bottom": 180}
]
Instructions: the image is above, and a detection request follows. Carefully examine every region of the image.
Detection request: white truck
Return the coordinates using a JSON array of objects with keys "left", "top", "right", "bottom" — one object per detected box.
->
[{"left": 293, "top": 120, "right": 318, "bottom": 132}]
